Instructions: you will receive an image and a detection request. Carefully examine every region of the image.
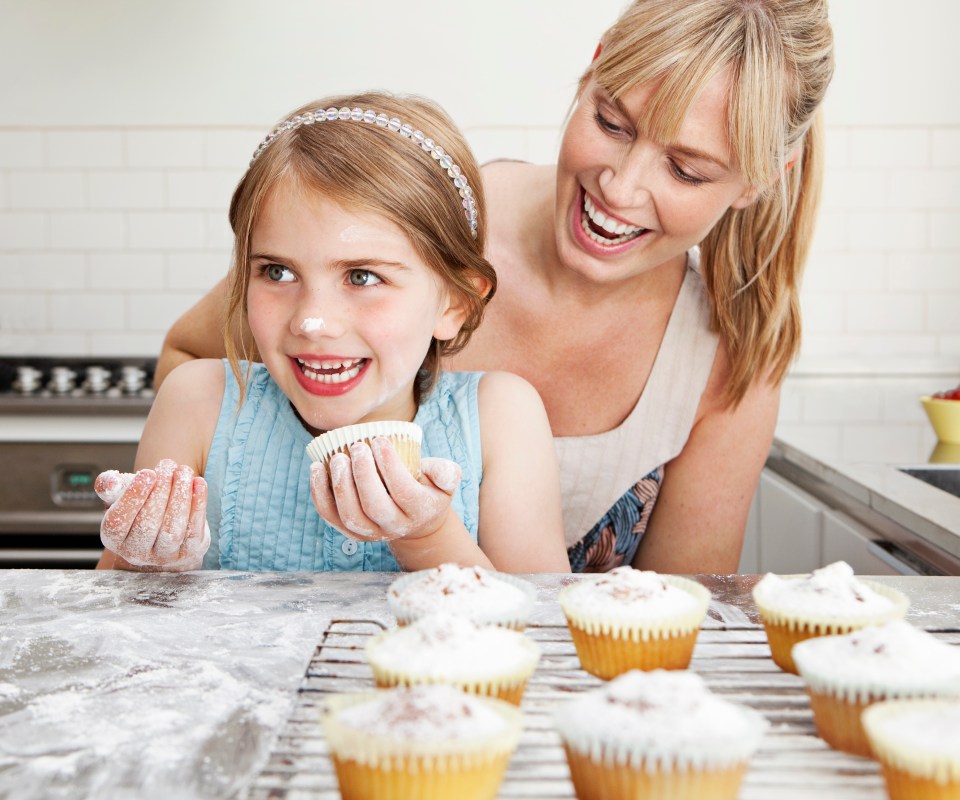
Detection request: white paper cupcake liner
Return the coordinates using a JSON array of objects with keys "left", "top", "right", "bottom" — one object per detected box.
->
[
  {"left": 306, "top": 421, "right": 422, "bottom": 477},
  {"left": 863, "top": 698, "right": 960, "bottom": 784}
]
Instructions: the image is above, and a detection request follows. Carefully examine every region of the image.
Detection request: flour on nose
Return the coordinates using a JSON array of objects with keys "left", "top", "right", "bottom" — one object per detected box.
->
[{"left": 300, "top": 317, "right": 325, "bottom": 333}]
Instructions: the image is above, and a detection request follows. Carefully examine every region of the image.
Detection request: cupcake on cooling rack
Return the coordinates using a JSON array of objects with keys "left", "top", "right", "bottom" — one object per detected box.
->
[
  {"left": 554, "top": 669, "right": 766, "bottom": 800},
  {"left": 792, "top": 620, "right": 960, "bottom": 757},
  {"left": 306, "top": 420, "right": 423, "bottom": 478},
  {"left": 558, "top": 567, "right": 711, "bottom": 680},
  {"left": 863, "top": 698, "right": 960, "bottom": 800},
  {"left": 752, "top": 560, "right": 909, "bottom": 674},
  {"left": 387, "top": 563, "right": 536, "bottom": 630},
  {"left": 365, "top": 612, "right": 541, "bottom": 705},
  {"left": 323, "top": 683, "right": 522, "bottom": 800}
]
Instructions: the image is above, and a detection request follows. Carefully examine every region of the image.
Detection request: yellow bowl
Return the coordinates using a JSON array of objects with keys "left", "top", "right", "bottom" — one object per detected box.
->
[{"left": 921, "top": 395, "right": 960, "bottom": 444}]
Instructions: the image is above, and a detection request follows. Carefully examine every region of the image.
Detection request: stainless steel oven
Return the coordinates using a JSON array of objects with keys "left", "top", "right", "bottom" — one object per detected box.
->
[{"left": 0, "top": 357, "right": 154, "bottom": 568}]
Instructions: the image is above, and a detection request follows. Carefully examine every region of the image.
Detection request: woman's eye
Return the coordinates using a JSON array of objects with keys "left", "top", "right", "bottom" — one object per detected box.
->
[
  {"left": 669, "top": 160, "right": 707, "bottom": 186},
  {"left": 265, "top": 264, "right": 295, "bottom": 282},
  {"left": 594, "top": 110, "right": 624, "bottom": 135},
  {"left": 347, "top": 269, "right": 382, "bottom": 287}
]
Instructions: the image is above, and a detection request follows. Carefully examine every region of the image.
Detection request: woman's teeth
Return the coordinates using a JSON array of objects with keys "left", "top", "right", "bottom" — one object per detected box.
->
[
  {"left": 582, "top": 194, "right": 645, "bottom": 244},
  {"left": 298, "top": 358, "right": 364, "bottom": 384}
]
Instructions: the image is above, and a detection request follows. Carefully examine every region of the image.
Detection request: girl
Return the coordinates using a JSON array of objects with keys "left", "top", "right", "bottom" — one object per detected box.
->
[
  {"left": 155, "top": 0, "right": 835, "bottom": 574},
  {"left": 96, "top": 92, "right": 570, "bottom": 573}
]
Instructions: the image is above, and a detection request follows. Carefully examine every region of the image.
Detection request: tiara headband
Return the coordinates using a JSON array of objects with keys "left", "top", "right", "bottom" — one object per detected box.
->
[{"left": 250, "top": 106, "right": 478, "bottom": 239}]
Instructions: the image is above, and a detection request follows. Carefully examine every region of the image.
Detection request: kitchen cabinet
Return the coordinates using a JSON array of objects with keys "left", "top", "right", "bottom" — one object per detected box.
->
[{"left": 738, "top": 469, "right": 900, "bottom": 575}]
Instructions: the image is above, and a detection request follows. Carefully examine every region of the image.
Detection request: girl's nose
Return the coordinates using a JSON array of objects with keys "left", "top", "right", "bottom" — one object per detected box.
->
[{"left": 291, "top": 301, "right": 346, "bottom": 340}]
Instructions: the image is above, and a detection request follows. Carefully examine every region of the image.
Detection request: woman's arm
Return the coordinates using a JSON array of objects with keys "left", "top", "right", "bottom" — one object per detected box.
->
[
  {"left": 97, "top": 359, "right": 224, "bottom": 570},
  {"left": 476, "top": 371, "right": 571, "bottom": 572},
  {"left": 155, "top": 277, "right": 249, "bottom": 388},
  {"left": 632, "top": 351, "right": 780, "bottom": 575}
]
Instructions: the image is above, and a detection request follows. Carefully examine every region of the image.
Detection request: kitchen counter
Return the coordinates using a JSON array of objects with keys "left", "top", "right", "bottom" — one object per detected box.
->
[
  {"left": 1, "top": 570, "right": 958, "bottom": 800},
  {"left": 772, "top": 375, "right": 960, "bottom": 572}
]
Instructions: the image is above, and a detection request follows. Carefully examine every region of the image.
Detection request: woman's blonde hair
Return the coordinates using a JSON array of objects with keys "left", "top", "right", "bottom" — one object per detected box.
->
[
  {"left": 225, "top": 91, "right": 496, "bottom": 403},
  {"left": 583, "top": 0, "right": 834, "bottom": 404}
]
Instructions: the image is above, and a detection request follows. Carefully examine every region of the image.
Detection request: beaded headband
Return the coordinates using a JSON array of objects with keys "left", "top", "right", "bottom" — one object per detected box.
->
[{"left": 250, "top": 106, "right": 478, "bottom": 238}]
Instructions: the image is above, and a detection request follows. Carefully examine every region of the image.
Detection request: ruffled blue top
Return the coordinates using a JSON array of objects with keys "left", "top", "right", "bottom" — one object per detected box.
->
[{"left": 202, "top": 361, "right": 483, "bottom": 571}]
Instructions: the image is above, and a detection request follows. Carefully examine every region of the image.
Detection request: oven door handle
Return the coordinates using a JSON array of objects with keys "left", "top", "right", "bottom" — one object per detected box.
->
[{"left": 0, "top": 510, "right": 104, "bottom": 533}]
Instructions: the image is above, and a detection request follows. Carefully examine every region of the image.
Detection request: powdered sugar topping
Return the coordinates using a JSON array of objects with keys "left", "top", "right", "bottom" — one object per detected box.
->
[
  {"left": 368, "top": 613, "right": 537, "bottom": 676},
  {"left": 564, "top": 567, "right": 702, "bottom": 617},
  {"left": 755, "top": 561, "right": 897, "bottom": 615},
  {"left": 389, "top": 564, "right": 530, "bottom": 618},
  {"left": 334, "top": 685, "right": 508, "bottom": 739}
]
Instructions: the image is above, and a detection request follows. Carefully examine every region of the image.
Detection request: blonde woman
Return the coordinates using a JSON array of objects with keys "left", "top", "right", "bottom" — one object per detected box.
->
[
  {"left": 155, "top": 0, "right": 835, "bottom": 574},
  {"left": 96, "top": 92, "right": 569, "bottom": 573}
]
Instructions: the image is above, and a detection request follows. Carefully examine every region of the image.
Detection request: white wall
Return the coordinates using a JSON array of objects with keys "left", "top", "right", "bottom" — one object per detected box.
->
[{"left": 0, "top": 0, "right": 958, "bottom": 375}]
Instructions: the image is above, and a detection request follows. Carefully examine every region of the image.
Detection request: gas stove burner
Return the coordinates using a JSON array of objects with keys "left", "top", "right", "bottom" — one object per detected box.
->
[{"left": 0, "top": 357, "right": 157, "bottom": 415}]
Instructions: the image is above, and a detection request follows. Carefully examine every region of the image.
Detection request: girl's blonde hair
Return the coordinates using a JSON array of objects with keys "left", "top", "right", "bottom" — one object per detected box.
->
[
  {"left": 225, "top": 91, "right": 496, "bottom": 403},
  {"left": 584, "top": 0, "right": 834, "bottom": 404}
]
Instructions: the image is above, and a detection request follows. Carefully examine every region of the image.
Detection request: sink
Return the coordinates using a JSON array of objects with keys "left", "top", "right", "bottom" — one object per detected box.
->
[{"left": 897, "top": 466, "right": 960, "bottom": 499}]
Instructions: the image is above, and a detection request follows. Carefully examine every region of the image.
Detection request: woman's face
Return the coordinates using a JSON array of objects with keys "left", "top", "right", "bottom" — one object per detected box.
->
[
  {"left": 246, "top": 180, "right": 465, "bottom": 434},
  {"left": 553, "top": 68, "right": 760, "bottom": 284}
]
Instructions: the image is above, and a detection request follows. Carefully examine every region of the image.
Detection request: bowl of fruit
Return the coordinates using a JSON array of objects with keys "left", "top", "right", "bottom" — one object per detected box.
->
[{"left": 921, "top": 384, "right": 960, "bottom": 444}]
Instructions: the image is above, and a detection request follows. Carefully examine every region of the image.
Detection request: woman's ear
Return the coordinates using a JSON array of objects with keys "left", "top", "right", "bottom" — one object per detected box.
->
[
  {"left": 730, "top": 185, "right": 761, "bottom": 210},
  {"left": 432, "top": 274, "right": 492, "bottom": 342}
]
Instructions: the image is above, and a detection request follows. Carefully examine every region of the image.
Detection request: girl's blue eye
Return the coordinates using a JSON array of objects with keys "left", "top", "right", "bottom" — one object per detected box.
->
[
  {"left": 348, "top": 269, "right": 382, "bottom": 287},
  {"left": 265, "top": 264, "right": 295, "bottom": 282}
]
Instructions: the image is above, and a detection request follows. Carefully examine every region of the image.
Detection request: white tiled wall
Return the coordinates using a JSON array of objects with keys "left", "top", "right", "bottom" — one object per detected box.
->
[{"left": 1, "top": 0, "right": 958, "bottom": 376}]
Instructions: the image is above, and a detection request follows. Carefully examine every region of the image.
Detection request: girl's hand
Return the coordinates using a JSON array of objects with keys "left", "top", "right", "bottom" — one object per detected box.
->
[
  {"left": 310, "top": 436, "right": 461, "bottom": 543},
  {"left": 96, "top": 458, "right": 210, "bottom": 571}
]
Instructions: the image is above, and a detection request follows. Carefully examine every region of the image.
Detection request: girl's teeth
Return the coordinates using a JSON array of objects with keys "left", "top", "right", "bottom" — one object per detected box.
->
[{"left": 297, "top": 358, "right": 364, "bottom": 384}]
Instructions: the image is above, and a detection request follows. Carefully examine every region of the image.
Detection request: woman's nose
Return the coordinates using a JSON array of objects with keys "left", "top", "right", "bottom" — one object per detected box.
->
[{"left": 598, "top": 144, "right": 655, "bottom": 211}]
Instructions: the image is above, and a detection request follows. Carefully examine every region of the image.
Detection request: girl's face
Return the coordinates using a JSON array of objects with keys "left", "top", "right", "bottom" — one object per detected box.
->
[
  {"left": 553, "top": 68, "right": 760, "bottom": 284},
  {"left": 246, "top": 180, "right": 466, "bottom": 434}
]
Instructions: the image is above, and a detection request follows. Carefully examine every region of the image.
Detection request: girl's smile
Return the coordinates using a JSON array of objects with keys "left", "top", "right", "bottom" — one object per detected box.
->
[{"left": 246, "top": 179, "right": 466, "bottom": 435}]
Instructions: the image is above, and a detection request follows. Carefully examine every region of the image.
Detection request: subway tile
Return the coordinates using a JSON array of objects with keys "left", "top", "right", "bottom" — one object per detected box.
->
[
  {"left": 0, "top": 131, "right": 45, "bottom": 168},
  {"left": 49, "top": 212, "right": 125, "bottom": 250},
  {"left": 128, "top": 211, "right": 206, "bottom": 249},
  {"left": 800, "top": 379, "right": 883, "bottom": 422},
  {"left": 48, "top": 131, "right": 124, "bottom": 168},
  {"left": 88, "top": 171, "right": 164, "bottom": 209},
  {"left": 888, "top": 253, "right": 960, "bottom": 290},
  {"left": 127, "top": 291, "right": 205, "bottom": 330},
  {"left": 0, "top": 332, "right": 89, "bottom": 357},
  {"left": 127, "top": 130, "right": 205, "bottom": 167},
  {"left": 888, "top": 168, "right": 960, "bottom": 208},
  {"left": 847, "top": 210, "right": 927, "bottom": 251},
  {"left": 820, "top": 168, "right": 887, "bottom": 209},
  {"left": 525, "top": 127, "right": 562, "bottom": 164},
  {"left": 841, "top": 423, "right": 927, "bottom": 463},
  {"left": 930, "top": 211, "right": 960, "bottom": 248},
  {"left": 90, "top": 332, "right": 164, "bottom": 357},
  {"left": 931, "top": 129, "right": 960, "bottom": 167},
  {"left": 807, "top": 210, "right": 848, "bottom": 251},
  {"left": 89, "top": 253, "right": 165, "bottom": 290},
  {"left": 846, "top": 292, "right": 925, "bottom": 332},
  {"left": 49, "top": 293, "right": 125, "bottom": 330},
  {"left": 204, "top": 129, "right": 260, "bottom": 169},
  {"left": 0, "top": 212, "right": 45, "bottom": 248},
  {"left": 204, "top": 212, "right": 233, "bottom": 250},
  {"left": 0, "top": 172, "right": 6, "bottom": 209},
  {"left": 802, "top": 252, "right": 882, "bottom": 291},
  {"left": 822, "top": 127, "right": 850, "bottom": 169},
  {"left": 926, "top": 293, "right": 960, "bottom": 333},
  {"left": 7, "top": 171, "right": 85, "bottom": 209},
  {"left": 0, "top": 253, "right": 85, "bottom": 290},
  {"left": 774, "top": 421, "right": 842, "bottom": 461},
  {"left": 166, "top": 170, "right": 236, "bottom": 209},
  {"left": 882, "top": 380, "right": 939, "bottom": 423},
  {"left": 0, "top": 293, "right": 47, "bottom": 330},
  {"left": 799, "top": 291, "right": 845, "bottom": 333},
  {"left": 463, "top": 127, "right": 527, "bottom": 166},
  {"left": 848, "top": 129, "right": 929, "bottom": 168},
  {"left": 166, "top": 252, "right": 231, "bottom": 289}
]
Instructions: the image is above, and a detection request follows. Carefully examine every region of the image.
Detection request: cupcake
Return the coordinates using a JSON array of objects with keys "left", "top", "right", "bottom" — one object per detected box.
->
[
  {"left": 752, "top": 561, "right": 910, "bottom": 674},
  {"left": 793, "top": 620, "right": 960, "bottom": 757},
  {"left": 554, "top": 669, "right": 767, "bottom": 800},
  {"left": 387, "top": 563, "right": 536, "bottom": 630},
  {"left": 558, "top": 567, "right": 711, "bottom": 680},
  {"left": 323, "top": 684, "right": 522, "bottom": 800},
  {"left": 862, "top": 699, "right": 960, "bottom": 800},
  {"left": 365, "top": 612, "right": 541, "bottom": 705},
  {"left": 306, "top": 420, "right": 422, "bottom": 478}
]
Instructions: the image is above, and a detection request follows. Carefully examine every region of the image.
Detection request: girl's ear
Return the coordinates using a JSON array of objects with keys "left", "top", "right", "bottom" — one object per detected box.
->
[{"left": 432, "top": 274, "right": 493, "bottom": 341}]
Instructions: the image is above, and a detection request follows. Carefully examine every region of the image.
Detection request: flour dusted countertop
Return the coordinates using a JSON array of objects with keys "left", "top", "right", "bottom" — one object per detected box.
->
[{"left": 772, "top": 374, "right": 960, "bottom": 570}]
